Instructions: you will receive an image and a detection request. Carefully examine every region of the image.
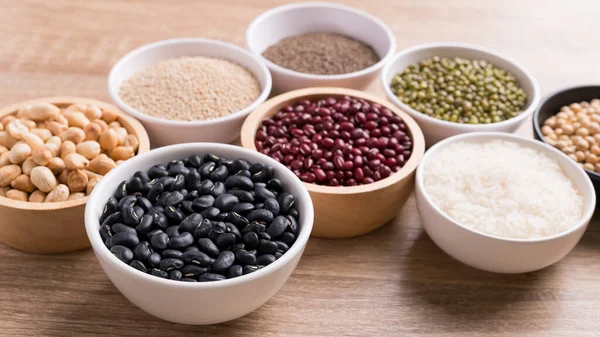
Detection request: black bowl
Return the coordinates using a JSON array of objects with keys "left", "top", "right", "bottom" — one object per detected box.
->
[{"left": 533, "top": 85, "right": 600, "bottom": 191}]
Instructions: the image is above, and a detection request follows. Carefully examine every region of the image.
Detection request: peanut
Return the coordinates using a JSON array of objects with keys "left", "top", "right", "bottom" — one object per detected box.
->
[
  {"left": 46, "top": 121, "right": 68, "bottom": 137},
  {"left": 0, "top": 131, "right": 18, "bottom": 148},
  {"left": 76, "top": 140, "right": 101, "bottom": 160},
  {"left": 67, "top": 169, "right": 88, "bottom": 192},
  {"left": 102, "top": 109, "right": 119, "bottom": 123},
  {"left": 0, "top": 123, "right": 3, "bottom": 131},
  {"left": 109, "top": 121, "right": 122, "bottom": 129},
  {"left": 8, "top": 142, "right": 31, "bottom": 164},
  {"left": 60, "top": 140, "right": 76, "bottom": 159},
  {"left": 47, "top": 157, "right": 65, "bottom": 175},
  {"left": 86, "top": 176, "right": 99, "bottom": 195},
  {"left": 99, "top": 128, "right": 119, "bottom": 150},
  {"left": 64, "top": 153, "right": 89, "bottom": 170},
  {"left": 0, "top": 152, "right": 10, "bottom": 167},
  {"left": 87, "top": 154, "right": 116, "bottom": 175},
  {"left": 57, "top": 169, "right": 69, "bottom": 185},
  {"left": 64, "top": 111, "right": 90, "bottom": 129},
  {"left": 6, "top": 189, "right": 28, "bottom": 201},
  {"left": 18, "top": 119, "right": 36, "bottom": 130},
  {"left": 48, "top": 114, "right": 69, "bottom": 126},
  {"left": 0, "top": 145, "right": 6, "bottom": 154},
  {"left": 11, "top": 174, "right": 35, "bottom": 193},
  {"left": 45, "top": 184, "right": 69, "bottom": 203},
  {"left": 29, "top": 190, "right": 47, "bottom": 202},
  {"left": 21, "top": 157, "right": 37, "bottom": 175},
  {"left": 84, "top": 105, "right": 102, "bottom": 120},
  {"left": 0, "top": 186, "right": 8, "bottom": 197},
  {"left": 24, "top": 103, "right": 60, "bottom": 121},
  {"left": 64, "top": 103, "right": 87, "bottom": 114},
  {"left": 30, "top": 128, "right": 52, "bottom": 142},
  {"left": 68, "top": 192, "right": 86, "bottom": 200},
  {"left": 61, "top": 127, "right": 85, "bottom": 144},
  {"left": 30, "top": 166, "right": 57, "bottom": 192},
  {"left": 45, "top": 143, "right": 60, "bottom": 157},
  {"left": 7, "top": 120, "right": 29, "bottom": 139},
  {"left": 83, "top": 123, "right": 102, "bottom": 141},
  {"left": 124, "top": 134, "right": 139, "bottom": 152},
  {"left": 23, "top": 132, "right": 45, "bottom": 150},
  {"left": 92, "top": 119, "right": 109, "bottom": 132},
  {"left": 115, "top": 127, "right": 128, "bottom": 145},
  {"left": 1, "top": 115, "right": 16, "bottom": 126},
  {"left": 0, "top": 165, "right": 22, "bottom": 186},
  {"left": 31, "top": 146, "right": 53, "bottom": 166},
  {"left": 109, "top": 146, "right": 134, "bottom": 161}
]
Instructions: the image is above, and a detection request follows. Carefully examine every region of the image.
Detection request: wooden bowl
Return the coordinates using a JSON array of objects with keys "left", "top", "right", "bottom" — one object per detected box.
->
[
  {"left": 241, "top": 88, "right": 425, "bottom": 238},
  {"left": 0, "top": 97, "right": 150, "bottom": 254}
]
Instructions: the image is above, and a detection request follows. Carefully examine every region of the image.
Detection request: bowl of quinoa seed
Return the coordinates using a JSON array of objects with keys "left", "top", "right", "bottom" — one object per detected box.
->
[{"left": 108, "top": 38, "right": 272, "bottom": 147}]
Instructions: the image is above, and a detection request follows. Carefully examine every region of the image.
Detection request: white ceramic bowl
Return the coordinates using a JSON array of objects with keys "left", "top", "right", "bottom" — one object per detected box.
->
[
  {"left": 415, "top": 132, "right": 595, "bottom": 274},
  {"left": 108, "top": 38, "right": 272, "bottom": 148},
  {"left": 382, "top": 43, "right": 540, "bottom": 147},
  {"left": 84, "top": 143, "right": 314, "bottom": 325},
  {"left": 246, "top": 2, "right": 396, "bottom": 94}
]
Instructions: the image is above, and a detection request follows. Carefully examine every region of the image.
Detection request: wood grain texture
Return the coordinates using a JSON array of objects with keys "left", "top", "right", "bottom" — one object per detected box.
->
[{"left": 1, "top": 0, "right": 600, "bottom": 336}]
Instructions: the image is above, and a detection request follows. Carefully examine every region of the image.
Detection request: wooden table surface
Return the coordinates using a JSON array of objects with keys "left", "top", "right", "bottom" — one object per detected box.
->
[{"left": 1, "top": 0, "right": 600, "bottom": 336}]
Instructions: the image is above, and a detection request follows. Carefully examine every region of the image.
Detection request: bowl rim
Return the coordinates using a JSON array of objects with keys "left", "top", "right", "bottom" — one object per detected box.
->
[
  {"left": 107, "top": 38, "right": 273, "bottom": 127},
  {"left": 532, "top": 84, "right": 600, "bottom": 179},
  {"left": 381, "top": 42, "right": 541, "bottom": 130},
  {"left": 416, "top": 131, "right": 596, "bottom": 243},
  {"left": 245, "top": 1, "right": 397, "bottom": 80},
  {"left": 0, "top": 96, "right": 150, "bottom": 211},
  {"left": 85, "top": 142, "right": 314, "bottom": 288},
  {"left": 240, "top": 87, "right": 426, "bottom": 195}
]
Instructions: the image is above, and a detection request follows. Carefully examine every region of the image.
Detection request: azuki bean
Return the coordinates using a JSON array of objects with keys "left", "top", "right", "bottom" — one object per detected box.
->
[
  {"left": 186, "top": 170, "right": 202, "bottom": 191},
  {"left": 164, "top": 206, "right": 184, "bottom": 222},
  {"left": 193, "top": 219, "right": 212, "bottom": 239},
  {"left": 230, "top": 202, "right": 254, "bottom": 214},
  {"left": 136, "top": 196, "right": 153, "bottom": 212},
  {"left": 109, "top": 232, "right": 139, "bottom": 249},
  {"left": 279, "top": 232, "right": 296, "bottom": 246},
  {"left": 199, "top": 162, "right": 216, "bottom": 178},
  {"left": 287, "top": 207, "right": 299, "bottom": 220},
  {"left": 181, "top": 264, "right": 209, "bottom": 277},
  {"left": 99, "top": 197, "right": 118, "bottom": 224},
  {"left": 256, "top": 254, "right": 276, "bottom": 266},
  {"left": 101, "top": 212, "right": 122, "bottom": 228},
  {"left": 225, "top": 175, "right": 253, "bottom": 190},
  {"left": 133, "top": 241, "right": 152, "bottom": 261},
  {"left": 235, "top": 250, "right": 256, "bottom": 265},
  {"left": 212, "top": 251, "right": 235, "bottom": 273},
  {"left": 128, "top": 177, "right": 144, "bottom": 194},
  {"left": 151, "top": 268, "right": 168, "bottom": 278},
  {"left": 150, "top": 232, "right": 169, "bottom": 250},
  {"left": 246, "top": 209, "right": 274, "bottom": 223},
  {"left": 197, "top": 238, "right": 220, "bottom": 257},
  {"left": 146, "top": 182, "right": 164, "bottom": 203},
  {"left": 210, "top": 165, "right": 229, "bottom": 182},
  {"left": 264, "top": 198, "right": 280, "bottom": 216},
  {"left": 215, "top": 233, "right": 236, "bottom": 250},
  {"left": 200, "top": 207, "right": 220, "bottom": 220},
  {"left": 99, "top": 224, "right": 112, "bottom": 242},
  {"left": 257, "top": 232, "right": 271, "bottom": 241},
  {"left": 148, "top": 165, "right": 169, "bottom": 179},
  {"left": 267, "top": 215, "right": 288, "bottom": 238},
  {"left": 198, "top": 273, "right": 226, "bottom": 282},
  {"left": 112, "top": 223, "right": 136, "bottom": 235},
  {"left": 165, "top": 225, "right": 180, "bottom": 238},
  {"left": 228, "top": 190, "right": 254, "bottom": 203},
  {"left": 169, "top": 270, "right": 182, "bottom": 281},
  {"left": 287, "top": 215, "right": 298, "bottom": 235},
  {"left": 159, "top": 258, "right": 184, "bottom": 271},
  {"left": 227, "top": 265, "right": 243, "bottom": 278},
  {"left": 152, "top": 213, "right": 168, "bottom": 229},
  {"left": 227, "top": 212, "right": 249, "bottom": 229},
  {"left": 163, "top": 191, "right": 184, "bottom": 207},
  {"left": 255, "top": 185, "right": 276, "bottom": 201},
  {"left": 214, "top": 194, "right": 239, "bottom": 212},
  {"left": 258, "top": 239, "right": 278, "bottom": 255},
  {"left": 242, "top": 232, "right": 259, "bottom": 250},
  {"left": 181, "top": 250, "right": 213, "bottom": 266},
  {"left": 225, "top": 223, "right": 242, "bottom": 239},
  {"left": 148, "top": 252, "right": 161, "bottom": 268},
  {"left": 210, "top": 182, "right": 227, "bottom": 197},
  {"left": 242, "top": 265, "right": 262, "bottom": 275},
  {"left": 198, "top": 179, "right": 214, "bottom": 195},
  {"left": 110, "top": 245, "right": 133, "bottom": 263},
  {"left": 168, "top": 232, "right": 194, "bottom": 249},
  {"left": 130, "top": 260, "right": 147, "bottom": 273},
  {"left": 266, "top": 179, "right": 283, "bottom": 193},
  {"left": 180, "top": 213, "right": 203, "bottom": 233},
  {"left": 278, "top": 192, "right": 295, "bottom": 214},
  {"left": 171, "top": 174, "right": 186, "bottom": 192},
  {"left": 161, "top": 249, "right": 183, "bottom": 259},
  {"left": 115, "top": 181, "right": 128, "bottom": 200},
  {"left": 188, "top": 155, "right": 203, "bottom": 168}
]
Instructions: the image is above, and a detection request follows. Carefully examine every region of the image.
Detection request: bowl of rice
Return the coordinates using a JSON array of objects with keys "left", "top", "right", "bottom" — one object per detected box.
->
[{"left": 415, "top": 132, "right": 595, "bottom": 273}]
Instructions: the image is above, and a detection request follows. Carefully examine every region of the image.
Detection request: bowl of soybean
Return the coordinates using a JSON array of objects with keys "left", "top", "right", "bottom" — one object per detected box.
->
[
  {"left": 108, "top": 38, "right": 272, "bottom": 148},
  {"left": 381, "top": 43, "right": 540, "bottom": 147},
  {"left": 84, "top": 142, "right": 314, "bottom": 325},
  {"left": 246, "top": 2, "right": 396, "bottom": 94}
]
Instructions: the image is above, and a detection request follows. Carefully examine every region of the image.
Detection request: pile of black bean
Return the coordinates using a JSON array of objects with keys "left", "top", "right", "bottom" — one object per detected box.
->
[{"left": 99, "top": 153, "right": 299, "bottom": 282}]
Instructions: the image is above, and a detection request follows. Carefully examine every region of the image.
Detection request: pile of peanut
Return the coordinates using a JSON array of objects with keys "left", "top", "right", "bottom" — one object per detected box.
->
[
  {"left": 0, "top": 102, "right": 139, "bottom": 202},
  {"left": 541, "top": 99, "right": 600, "bottom": 172}
]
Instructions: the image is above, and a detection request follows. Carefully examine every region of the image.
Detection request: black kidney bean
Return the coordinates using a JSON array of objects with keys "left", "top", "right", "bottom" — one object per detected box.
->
[
  {"left": 118, "top": 195, "right": 136, "bottom": 210},
  {"left": 257, "top": 232, "right": 271, "bottom": 241},
  {"left": 225, "top": 175, "right": 254, "bottom": 191},
  {"left": 130, "top": 260, "right": 147, "bottom": 273},
  {"left": 211, "top": 182, "right": 227, "bottom": 197},
  {"left": 135, "top": 196, "right": 153, "bottom": 212},
  {"left": 242, "top": 232, "right": 258, "bottom": 250},
  {"left": 147, "top": 206, "right": 164, "bottom": 217},
  {"left": 254, "top": 185, "right": 276, "bottom": 201},
  {"left": 133, "top": 241, "right": 152, "bottom": 261},
  {"left": 203, "top": 153, "right": 220, "bottom": 163},
  {"left": 181, "top": 250, "right": 213, "bottom": 266},
  {"left": 186, "top": 170, "right": 202, "bottom": 191},
  {"left": 169, "top": 270, "right": 182, "bottom": 281},
  {"left": 192, "top": 195, "right": 214, "bottom": 211},
  {"left": 217, "top": 157, "right": 233, "bottom": 168},
  {"left": 216, "top": 212, "right": 229, "bottom": 222},
  {"left": 110, "top": 245, "right": 133, "bottom": 263},
  {"left": 210, "top": 165, "right": 229, "bottom": 182},
  {"left": 287, "top": 207, "right": 299, "bottom": 220},
  {"left": 188, "top": 155, "right": 203, "bottom": 168},
  {"left": 181, "top": 278, "right": 197, "bottom": 282},
  {"left": 164, "top": 206, "right": 184, "bottom": 222},
  {"left": 151, "top": 268, "right": 168, "bottom": 278},
  {"left": 279, "top": 232, "right": 295, "bottom": 246},
  {"left": 266, "top": 179, "right": 283, "bottom": 193},
  {"left": 148, "top": 165, "right": 169, "bottom": 179},
  {"left": 258, "top": 239, "right": 278, "bottom": 255},
  {"left": 252, "top": 166, "right": 274, "bottom": 183},
  {"left": 287, "top": 215, "right": 298, "bottom": 235},
  {"left": 99, "top": 197, "right": 118, "bottom": 224},
  {"left": 275, "top": 241, "right": 289, "bottom": 252},
  {"left": 115, "top": 181, "right": 128, "bottom": 200},
  {"left": 150, "top": 232, "right": 169, "bottom": 250},
  {"left": 227, "top": 265, "right": 243, "bottom": 278},
  {"left": 161, "top": 249, "right": 183, "bottom": 259},
  {"left": 209, "top": 221, "right": 226, "bottom": 242},
  {"left": 99, "top": 224, "right": 112, "bottom": 242},
  {"left": 146, "top": 182, "right": 164, "bottom": 203},
  {"left": 180, "top": 213, "right": 202, "bottom": 233},
  {"left": 230, "top": 159, "right": 251, "bottom": 173},
  {"left": 278, "top": 192, "right": 295, "bottom": 214},
  {"left": 235, "top": 250, "right": 256, "bottom": 265},
  {"left": 230, "top": 202, "right": 254, "bottom": 214},
  {"left": 148, "top": 252, "right": 161, "bottom": 268},
  {"left": 267, "top": 215, "right": 288, "bottom": 238},
  {"left": 256, "top": 254, "right": 276, "bottom": 266},
  {"left": 198, "top": 273, "right": 226, "bottom": 282},
  {"left": 159, "top": 258, "right": 184, "bottom": 271},
  {"left": 169, "top": 164, "right": 189, "bottom": 177},
  {"left": 163, "top": 191, "right": 184, "bottom": 207},
  {"left": 255, "top": 202, "right": 264, "bottom": 209},
  {"left": 101, "top": 211, "right": 122, "bottom": 228},
  {"left": 133, "top": 206, "right": 144, "bottom": 219},
  {"left": 241, "top": 221, "right": 260, "bottom": 234},
  {"left": 128, "top": 177, "right": 144, "bottom": 194},
  {"left": 212, "top": 251, "right": 235, "bottom": 273},
  {"left": 193, "top": 219, "right": 212, "bottom": 239},
  {"left": 180, "top": 189, "right": 188, "bottom": 200},
  {"left": 249, "top": 163, "right": 264, "bottom": 174},
  {"left": 225, "top": 222, "right": 242, "bottom": 239},
  {"left": 152, "top": 213, "right": 168, "bottom": 230},
  {"left": 109, "top": 232, "right": 139, "bottom": 249},
  {"left": 246, "top": 209, "right": 274, "bottom": 223},
  {"left": 156, "top": 191, "right": 170, "bottom": 206},
  {"left": 181, "top": 200, "right": 194, "bottom": 214},
  {"left": 112, "top": 223, "right": 136, "bottom": 235},
  {"left": 168, "top": 232, "right": 194, "bottom": 249},
  {"left": 235, "top": 170, "right": 252, "bottom": 179},
  {"left": 197, "top": 238, "right": 220, "bottom": 257},
  {"left": 199, "top": 207, "right": 220, "bottom": 220},
  {"left": 171, "top": 174, "right": 186, "bottom": 192},
  {"left": 231, "top": 243, "right": 245, "bottom": 253},
  {"left": 214, "top": 194, "right": 239, "bottom": 212},
  {"left": 227, "top": 212, "right": 249, "bottom": 229},
  {"left": 274, "top": 251, "right": 283, "bottom": 259},
  {"left": 166, "top": 160, "right": 182, "bottom": 170},
  {"left": 199, "top": 162, "right": 216, "bottom": 178},
  {"left": 165, "top": 225, "right": 180, "bottom": 238},
  {"left": 242, "top": 265, "right": 262, "bottom": 275},
  {"left": 215, "top": 233, "right": 236, "bottom": 250},
  {"left": 198, "top": 179, "right": 214, "bottom": 195},
  {"left": 263, "top": 198, "right": 280, "bottom": 216},
  {"left": 181, "top": 264, "right": 209, "bottom": 277},
  {"left": 228, "top": 190, "right": 254, "bottom": 203}
]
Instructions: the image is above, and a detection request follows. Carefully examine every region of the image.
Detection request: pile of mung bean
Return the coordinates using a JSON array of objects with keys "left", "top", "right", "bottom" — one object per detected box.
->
[
  {"left": 99, "top": 154, "right": 299, "bottom": 282},
  {"left": 0, "top": 102, "right": 139, "bottom": 202},
  {"left": 541, "top": 99, "right": 600, "bottom": 172},
  {"left": 390, "top": 56, "right": 528, "bottom": 124}
]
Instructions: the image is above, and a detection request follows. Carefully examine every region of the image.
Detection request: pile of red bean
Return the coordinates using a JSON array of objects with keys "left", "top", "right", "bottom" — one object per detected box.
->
[{"left": 255, "top": 95, "right": 413, "bottom": 186}]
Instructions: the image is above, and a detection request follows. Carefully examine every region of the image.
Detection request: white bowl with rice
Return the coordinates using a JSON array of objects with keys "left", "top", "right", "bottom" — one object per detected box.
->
[
  {"left": 108, "top": 38, "right": 272, "bottom": 148},
  {"left": 415, "top": 132, "right": 595, "bottom": 273}
]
